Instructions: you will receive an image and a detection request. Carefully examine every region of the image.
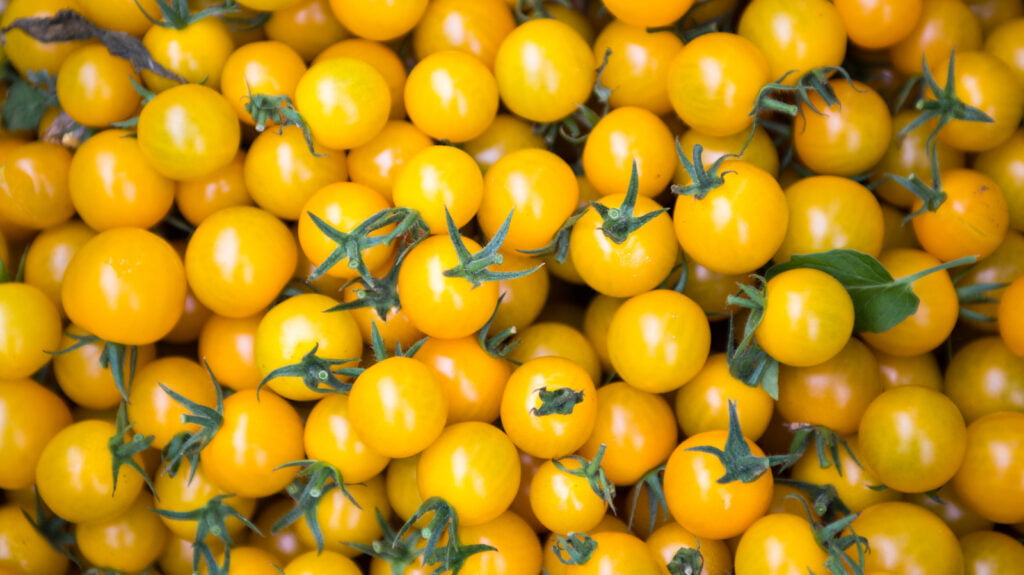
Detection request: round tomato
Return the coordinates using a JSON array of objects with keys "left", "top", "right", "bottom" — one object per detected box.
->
[
  {"left": 219, "top": 40, "right": 307, "bottom": 126},
  {"left": 0, "top": 503, "right": 69, "bottom": 575},
  {"left": 185, "top": 206, "right": 298, "bottom": 319},
  {"left": 583, "top": 106, "right": 677, "bottom": 198},
  {"left": 507, "top": 321, "right": 602, "bottom": 385},
  {"left": 137, "top": 83, "right": 241, "bottom": 181},
  {"left": 960, "top": 530, "right": 1024, "bottom": 575},
  {"left": 529, "top": 456, "right": 609, "bottom": 535},
  {"left": 458, "top": 511, "right": 543, "bottom": 575},
  {"left": 0, "top": 141, "right": 74, "bottom": 230},
  {"left": 327, "top": 0, "right": 427, "bottom": 41},
  {"left": 412, "top": 0, "right": 514, "bottom": 70},
  {"left": 62, "top": 227, "right": 186, "bottom": 346},
  {"left": 141, "top": 15, "right": 233, "bottom": 92},
  {"left": 0, "top": 378, "right": 71, "bottom": 490},
  {"left": 0, "top": 0, "right": 90, "bottom": 76},
  {"left": 790, "top": 435, "right": 902, "bottom": 513},
  {"left": 293, "top": 475, "right": 391, "bottom": 557},
  {"left": 593, "top": 19, "right": 683, "bottom": 116},
  {"left": 479, "top": 148, "right": 579, "bottom": 252},
  {"left": 738, "top": 0, "right": 847, "bottom": 83},
  {"left": 346, "top": 120, "right": 432, "bottom": 201},
  {"left": 75, "top": 492, "right": 170, "bottom": 574},
  {"left": 835, "top": 0, "right": 923, "bottom": 49},
  {"left": 667, "top": 32, "right": 770, "bottom": 138},
  {"left": 127, "top": 356, "right": 218, "bottom": 449},
  {"left": 932, "top": 50, "right": 1024, "bottom": 153},
  {"left": 404, "top": 50, "right": 499, "bottom": 143},
  {"left": 493, "top": 18, "right": 595, "bottom": 123},
  {"left": 36, "top": 419, "right": 146, "bottom": 523},
  {"left": 315, "top": 39, "right": 408, "bottom": 120},
  {"left": 264, "top": 0, "right": 349, "bottom": 62},
  {"left": 500, "top": 356, "right": 596, "bottom": 459},
  {"left": 675, "top": 353, "right": 775, "bottom": 441},
  {"left": 577, "top": 381, "right": 677, "bottom": 486},
  {"left": 244, "top": 125, "right": 348, "bottom": 221},
  {"left": 283, "top": 549, "right": 361, "bottom": 574},
  {"left": 565, "top": 531, "right": 663, "bottom": 575},
  {"left": 570, "top": 192, "right": 678, "bottom": 297},
  {"left": 890, "top": 0, "right": 982, "bottom": 75},
  {"left": 198, "top": 313, "right": 263, "bottom": 391},
  {"left": 734, "top": 513, "right": 828, "bottom": 575},
  {"left": 200, "top": 388, "right": 305, "bottom": 498},
  {"left": 413, "top": 335, "right": 513, "bottom": 424},
  {"left": 674, "top": 159, "right": 788, "bottom": 275},
  {"left": 304, "top": 393, "right": 390, "bottom": 484},
  {"left": 0, "top": 281, "right": 61, "bottom": 380},
  {"left": 776, "top": 176, "right": 884, "bottom": 262},
  {"left": 849, "top": 501, "right": 963, "bottom": 575},
  {"left": 664, "top": 429, "right": 774, "bottom": 540},
  {"left": 943, "top": 336, "right": 1024, "bottom": 423},
  {"left": 392, "top": 145, "right": 483, "bottom": 233},
  {"left": 175, "top": 151, "right": 253, "bottom": 226},
  {"left": 348, "top": 356, "right": 448, "bottom": 458},
  {"left": 294, "top": 57, "right": 391, "bottom": 150},
  {"left": 858, "top": 385, "right": 967, "bottom": 493},
  {"left": 418, "top": 421, "right": 521, "bottom": 527},
  {"left": 912, "top": 168, "right": 1009, "bottom": 262},
  {"left": 793, "top": 80, "right": 892, "bottom": 177},
  {"left": 952, "top": 411, "right": 1024, "bottom": 524},
  {"left": 607, "top": 289, "right": 711, "bottom": 393},
  {"left": 56, "top": 43, "right": 140, "bottom": 127},
  {"left": 756, "top": 268, "right": 855, "bottom": 368}
]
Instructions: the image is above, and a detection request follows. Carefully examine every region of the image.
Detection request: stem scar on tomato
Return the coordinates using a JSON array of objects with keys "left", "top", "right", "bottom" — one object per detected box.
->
[
  {"left": 152, "top": 493, "right": 262, "bottom": 575},
  {"left": 551, "top": 531, "right": 597, "bottom": 566},
  {"left": 686, "top": 401, "right": 797, "bottom": 483},
  {"left": 590, "top": 160, "right": 667, "bottom": 244},
  {"left": 109, "top": 402, "right": 155, "bottom": 494},
  {"left": 441, "top": 207, "right": 542, "bottom": 287},
  {"left": 393, "top": 497, "right": 496, "bottom": 574},
  {"left": 48, "top": 331, "right": 139, "bottom": 404},
  {"left": 552, "top": 443, "right": 617, "bottom": 512},
  {"left": 255, "top": 342, "right": 362, "bottom": 397},
  {"left": 159, "top": 361, "right": 225, "bottom": 481}
]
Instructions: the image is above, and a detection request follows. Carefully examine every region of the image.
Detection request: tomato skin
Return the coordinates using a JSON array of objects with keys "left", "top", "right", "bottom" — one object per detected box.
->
[
  {"left": 875, "top": 350, "right": 943, "bottom": 391},
  {"left": 0, "top": 378, "right": 71, "bottom": 490},
  {"left": 933, "top": 51, "right": 1024, "bottom": 153},
  {"left": 255, "top": 293, "right": 362, "bottom": 401},
  {"left": 327, "top": 0, "right": 427, "bottom": 41},
  {"left": 793, "top": 80, "right": 893, "bottom": 177},
  {"left": 490, "top": 250, "right": 550, "bottom": 335},
  {"left": 78, "top": 0, "right": 159, "bottom": 36},
  {"left": 975, "top": 127, "right": 1024, "bottom": 233},
  {"left": 602, "top": 0, "right": 694, "bottom": 27},
  {"left": 154, "top": 459, "right": 258, "bottom": 543},
  {"left": 0, "top": 282, "right": 62, "bottom": 380},
  {"left": 668, "top": 32, "right": 770, "bottom": 138},
  {"left": 738, "top": 0, "right": 847, "bottom": 84},
  {"left": 777, "top": 338, "right": 883, "bottom": 434},
  {"left": 858, "top": 386, "right": 967, "bottom": 493},
  {"left": 392, "top": 145, "right": 483, "bottom": 233},
  {"left": 860, "top": 249, "right": 959, "bottom": 356},
  {"left": 674, "top": 160, "right": 788, "bottom": 275},
  {"left": 960, "top": 530, "right": 1024, "bottom": 575},
  {"left": 284, "top": 549, "right": 362, "bottom": 574},
  {"left": 570, "top": 193, "right": 678, "bottom": 297},
  {"left": 56, "top": 43, "right": 140, "bottom": 127},
  {"left": 756, "top": 268, "right": 855, "bottom": 368},
  {"left": 142, "top": 16, "right": 234, "bottom": 92},
  {"left": 999, "top": 276, "right": 1024, "bottom": 356},
  {"left": 349, "top": 357, "right": 448, "bottom": 458},
  {"left": 849, "top": 501, "right": 963, "bottom": 575},
  {"left": 300, "top": 182, "right": 392, "bottom": 279},
  {"left": 776, "top": 176, "right": 885, "bottom": 262},
  {"left": 873, "top": 110, "right": 966, "bottom": 209},
  {"left": 607, "top": 289, "right": 710, "bottom": 393},
  {"left": 245, "top": 125, "right": 348, "bottom": 221},
  {"left": 913, "top": 168, "right": 1010, "bottom": 263},
  {"left": 62, "top": 227, "right": 186, "bottom": 346},
  {"left": 36, "top": 419, "right": 145, "bottom": 523},
  {"left": 583, "top": 106, "right": 677, "bottom": 198},
  {"left": 413, "top": 0, "right": 515, "bottom": 70},
  {"left": 220, "top": 41, "right": 307, "bottom": 125},
  {"left": 494, "top": 18, "right": 596, "bottom": 123},
  {"left": 791, "top": 435, "right": 902, "bottom": 513},
  {"left": 185, "top": 206, "right": 298, "bottom": 319},
  {"left": 294, "top": 475, "right": 391, "bottom": 556},
  {"left": 305, "top": 394, "right": 390, "bottom": 484},
  {"left": 396, "top": 234, "right": 500, "bottom": 339},
  {"left": 507, "top": 321, "right": 602, "bottom": 385},
  {"left": 577, "top": 382, "right": 678, "bottom": 486},
  {"left": 69, "top": 129, "right": 176, "bottom": 231},
  {"left": 952, "top": 411, "right": 1024, "bottom": 524},
  {"left": 75, "top": 492, "right": 170, "bottom": 574},
  {"left": 500, "top": 356, "right": 597, "bottom": 459},
  {"left": 137, "top": 83, "right": 241, "bottom": 181},
  {"left": 127, "top": 356, "right": 217, "bottom": 450},
  {"left": 200, "top": 389, "right": 305, "bottom": 499},
  {"left": 0, "top": 0, "right": 90, "bottom": 77},
  {"left": 664, "top": 430, "right": 774, "bottom": 540},
  {"left": 294, "top": 57, "right": 391, "bottom": 150},
  {"left": 265, "top": 0, "right": 349, "bottom": 63},
  {"left": 0, "top": 503, "right": 69, "bottom": 575},
  {"left": 197, "top": 313, "right": 263, "bottom": 391},
  {"left": 458, "top": 510, "right": 543, "bottom": 575},
  {"left": 592, "top": 19, "right": 683, "bottom": 116},
  {"left": 529, "top": 457, "right": 607, "bottom": 535},
  {"left": 480, "top": 148, "right": 579, "bottom": 252},
  {"left": 835, "top": 0, "right": 923, "bottom": 49},
  {"left": 943, "top": 336, "right": 1024, "bottom": 423},
  {"left": 734, "top": 513, "right": 828, "bottom": 575},
  {"left": 890, "top": 0, "right": 983, "bottom": 76},
  {"left": 0, "top": 141, "right": 74, "bottom": 230},
  {"left": 315, "top": 39, "right": 408, "bottom": 120},
  {"left": 404, "top": 50, "right": 499, "bottom": 143},
  {"left": 413, "top": 335, "right": 513, "bottom": 424},
  {"left": 418, "top": 422, "right": 521, "bottom": 527},
  {"left": 676, "top": 353, "right": 775, "bottom": 441},
  {"left": 565, "top": 531, "right": 664, "bottom": 575},
  {"left": 904, "top": 483, "right": 994, "bottom": 537},
  {"left": 347, "top": 120, "right": 432, "bottom": 201}
]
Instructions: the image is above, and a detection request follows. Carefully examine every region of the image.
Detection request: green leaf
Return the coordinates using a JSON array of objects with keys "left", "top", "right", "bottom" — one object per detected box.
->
[
  {"left": 766, "top": 249, "right": 974, "bottom": 333},
  {"left": 2, "top": 72, "right": 58, "bottom": 131}
]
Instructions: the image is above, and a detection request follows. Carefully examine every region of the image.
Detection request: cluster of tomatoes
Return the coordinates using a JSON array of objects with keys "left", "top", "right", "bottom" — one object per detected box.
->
[{"left": 1, "top": 0, "right": 1024, "bottom": 573}]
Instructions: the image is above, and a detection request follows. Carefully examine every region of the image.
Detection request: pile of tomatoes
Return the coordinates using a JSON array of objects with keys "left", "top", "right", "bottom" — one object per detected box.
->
[{"left": 1, "top": 0, "right": 1024, "bottom": 573}]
